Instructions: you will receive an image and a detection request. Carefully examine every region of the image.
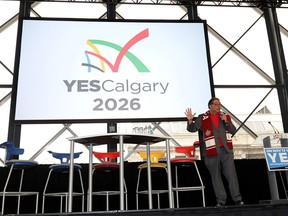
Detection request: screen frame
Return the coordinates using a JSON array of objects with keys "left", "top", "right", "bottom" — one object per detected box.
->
[{"left": 10, "top": 17, "right": 215, "bottom": 124}]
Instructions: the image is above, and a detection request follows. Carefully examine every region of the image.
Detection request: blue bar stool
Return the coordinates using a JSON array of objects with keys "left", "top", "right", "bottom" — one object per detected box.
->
[
  {"left": 42, "top": 151, "right": 84, "bottom": 213},
  {"left": 0, "top": 141, "right": 39, "bottom": 215}
]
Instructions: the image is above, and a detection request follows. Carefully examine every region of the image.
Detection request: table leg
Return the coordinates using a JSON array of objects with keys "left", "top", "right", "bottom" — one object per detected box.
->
[
  {"left": 165, "top": 139, "right": 174, "bottom": 208},
  {"left": 119, "top": 135, "right": 125, "bottom": 210},
  {"left": 146, "top": 142, "right": 153, "bottom": 209},
  {"left": 68, "top": 140, "right": 75, "bottom": 212},
  {"left": 87, "top": 143, "right": 93, "bottom": 211}
]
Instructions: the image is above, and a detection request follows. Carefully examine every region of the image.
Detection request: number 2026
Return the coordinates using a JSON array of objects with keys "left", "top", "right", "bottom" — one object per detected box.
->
[{"left": 93, "top": 98, "right": 141, "bottom": 111}]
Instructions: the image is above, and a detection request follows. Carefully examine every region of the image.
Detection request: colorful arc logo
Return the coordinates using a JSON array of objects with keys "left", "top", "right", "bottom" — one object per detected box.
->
[{"left": 82, "top": 28, "right": 150, "bottom": 73}]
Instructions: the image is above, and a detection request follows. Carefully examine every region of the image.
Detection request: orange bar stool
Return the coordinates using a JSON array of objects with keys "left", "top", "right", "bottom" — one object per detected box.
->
[
  {"left": 136, "top": 151, "right": 168, "bottom": 209},
  {"left": 42, "top": 151, "right": 84, "bottom": 213},
  {"left": 170, "top": 141, "right": 205, "bottom": 208},
  {"left": 0, "top": 141, "right": 39, "bottom": 215},
  {"left": 90, "top": 151, "right": 128, "bottom": 211}
]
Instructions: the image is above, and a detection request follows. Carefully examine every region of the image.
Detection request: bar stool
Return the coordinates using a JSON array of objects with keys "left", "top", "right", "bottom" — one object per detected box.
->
[
  {"left": 90, "top": 151, "right": 128, "bottom": 211},
  {"left": 171, "top": 141, "right": 205, "bottom": 208},
  {"left": 42, "top": 151, "right": 84, "bottom": 213},
  {"left": 136, "top": 151, "right": 168, "bottom": 209},
  {"left": 0, "top": 141, "right": 39, "bottom": 215}
]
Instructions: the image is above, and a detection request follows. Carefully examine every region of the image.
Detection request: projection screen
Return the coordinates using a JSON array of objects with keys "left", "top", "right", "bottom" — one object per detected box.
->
[{"left": 12, "top": 19, "right": 213, "bottom": 123}]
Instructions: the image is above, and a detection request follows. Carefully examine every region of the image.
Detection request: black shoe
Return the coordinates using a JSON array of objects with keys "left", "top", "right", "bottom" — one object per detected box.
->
[
  {"left": 235, "top": 200, "right": 244, "bottom": 206},
  {"left": 215, "top": 203, "right": 225, "bottom": 208}
]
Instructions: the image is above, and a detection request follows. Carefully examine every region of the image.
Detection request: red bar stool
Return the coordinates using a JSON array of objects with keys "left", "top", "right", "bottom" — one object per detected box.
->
[
  {"left": 90, "top": 151, "right": 128, "bottom": 211},
  {"left": 171, "top": 141, "right": 205, "bottom": 208}
]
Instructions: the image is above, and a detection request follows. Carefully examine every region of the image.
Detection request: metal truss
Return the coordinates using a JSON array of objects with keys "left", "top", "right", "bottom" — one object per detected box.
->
[
  {"left": 1, "top": 0, "right": 288, "bottom": 157},
  {"left": 4, "top": 0, "right": 288, "bottom": 8}
]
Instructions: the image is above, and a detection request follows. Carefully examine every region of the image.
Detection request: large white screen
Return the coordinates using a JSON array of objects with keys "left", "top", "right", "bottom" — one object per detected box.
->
[{"left": 13, "top": 19, "right": 213, "bottom": 123}]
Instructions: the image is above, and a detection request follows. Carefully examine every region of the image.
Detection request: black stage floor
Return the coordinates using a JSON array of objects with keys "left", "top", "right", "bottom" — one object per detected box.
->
[
  {"left": 19, "top": 203, "right": 288, "bottom": 216},
  {"left": 1, "top": 160, "right": 288, "bottom": 215}
]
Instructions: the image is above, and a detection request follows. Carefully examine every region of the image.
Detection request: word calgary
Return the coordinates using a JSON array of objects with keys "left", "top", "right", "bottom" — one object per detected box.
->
[{"left": 63, "top": 79, "right": 169, "bottom": 94}]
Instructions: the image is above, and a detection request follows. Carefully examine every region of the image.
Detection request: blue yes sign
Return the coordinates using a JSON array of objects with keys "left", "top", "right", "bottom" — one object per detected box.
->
[{"left": 264, "top": 147, "right": 288, "bottom": 171}]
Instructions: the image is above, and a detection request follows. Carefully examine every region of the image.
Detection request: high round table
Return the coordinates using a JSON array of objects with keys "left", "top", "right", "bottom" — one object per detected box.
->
[{"left": 67, "top": 133, "right": 173, "bottom": 212}]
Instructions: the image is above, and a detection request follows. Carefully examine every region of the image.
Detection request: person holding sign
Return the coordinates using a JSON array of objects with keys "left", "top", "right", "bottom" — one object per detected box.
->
[{"left": 185, "top": 97, "right": 244, "bottom": 207}]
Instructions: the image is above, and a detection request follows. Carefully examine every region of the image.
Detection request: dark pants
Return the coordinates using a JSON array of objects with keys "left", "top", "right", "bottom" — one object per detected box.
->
[{"left": 204, "top": 147, "right": 242, "bottom": 204}]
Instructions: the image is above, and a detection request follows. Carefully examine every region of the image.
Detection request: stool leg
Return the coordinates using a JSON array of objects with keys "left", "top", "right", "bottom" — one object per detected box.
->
[
  {"left": 136, "top": 169, "right": 142, "bottom": 210},
  {"left": 60, "top": 196, "right": 63, "bottom": 213},
  {"left": 124, "top": 180, "right": 128, "bottom": 210},
  {"left": 1, "top": 164, "right": 14, "bottom": 214},
  {"left": 157, "top": 193, "right": 160, "bottom": 209},
  {"left": 35, "top": 193, "right": 39, "bottom": 213},
  {"left": 17, "top": 169, "right": 25, "bottom": 214},
  {"left": 42, "top": 196, "right": 46, "bottom": 213},
  {"left": 175, "top": 166, "right": 180, "bottom": 208},
  {"left": 42, "top": 169, "right": 52, "bottom": 213},
  {"left": 136, "top": 192, "right": 139, "bottom": 210},
  {"left": 193, "top": 162, "right": 205, "bottom": 207},
  {"left": 86, "top": 193, "right": 89, "bottom": 211},
  {"left": 125, "top": 192, "right": 128, "bottom": 210},
  {"left": 65, "top": 194, "right": 68, "bottom": 213},
  {"left": 1, "top": 193, "right": 5, "bottom": 215},
  {"left": 78, "top": 169, "right": 85, "bottom": 212},
  {"left": 106, "top": 192, "right": 109, "bottom": 211}
]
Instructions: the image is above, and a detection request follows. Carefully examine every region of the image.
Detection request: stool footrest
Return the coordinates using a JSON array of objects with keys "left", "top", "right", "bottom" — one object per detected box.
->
[
  {"left": 44, "top": 192, "right": 83, "bottom": 196},
  {"left": 137, "top": 189, "right": 169, "bottom": 195},
  {"left": 91, "top": 191, "right": 126, "bottom": 196},
  {"left": 173, "top": 186, "right": 205, "bottom": 192},
  {"left": 0, "top": 191, "right": 38, "bottom": 196}
]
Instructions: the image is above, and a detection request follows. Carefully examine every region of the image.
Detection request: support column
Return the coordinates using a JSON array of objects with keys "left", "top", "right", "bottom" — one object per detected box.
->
[
  {"left": 107, "top": 123, "right": 117, "bottom": 152},
  {"left": 262, "top": 4, "right": 288, "bottom": 132},
  {"left": 8, "top": 1, "right": 33, "bottom": 150},
  {"left": 280, "top": 138, "right": 288, "bottom": 188},
  {"left": 106, "top": 0, "right": 117, "bottom": 20},
  {"left": 105, "top": 0, "right": 118, "bottom": 152},
  {"left": 186, "top": 2, "right": 199, "bottom": 20}
]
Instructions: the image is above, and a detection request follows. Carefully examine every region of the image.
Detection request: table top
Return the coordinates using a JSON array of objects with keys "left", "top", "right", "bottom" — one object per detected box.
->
[{"left": 67, "top": 133, "right": 171, "bottom": 146}]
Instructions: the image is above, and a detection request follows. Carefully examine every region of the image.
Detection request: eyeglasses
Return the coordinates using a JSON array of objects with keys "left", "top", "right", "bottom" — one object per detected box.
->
[{"left": 212, "top": 103, "right": 221, "bottom": 106}]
